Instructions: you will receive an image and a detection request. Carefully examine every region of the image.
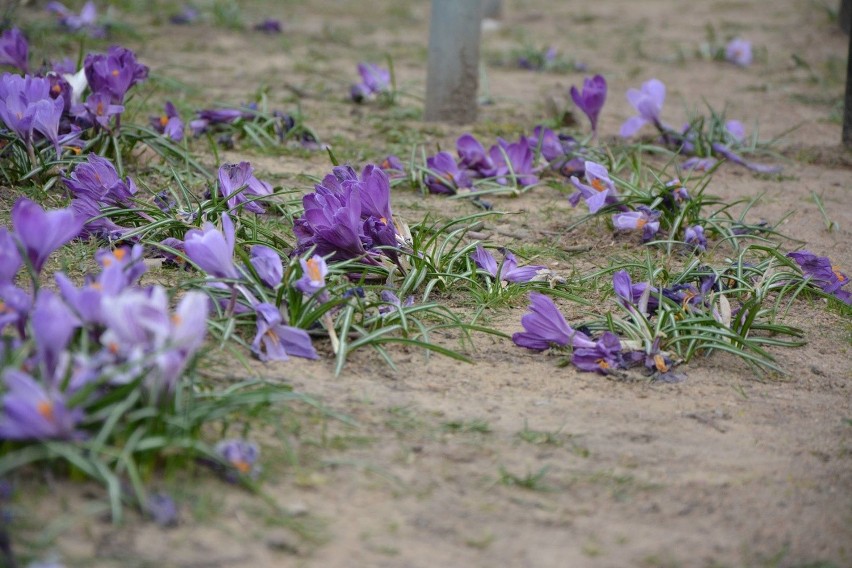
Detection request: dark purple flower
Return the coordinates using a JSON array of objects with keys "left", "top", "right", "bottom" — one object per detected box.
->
[
  {"left": 189, "top": 107, "right": 247, "bottom": 135},
  {"left": 218, "top": 162, "right": 273, "bottom": 214},
  {"left": 251, "top": 303, "right": 318, "bottom": 362},
  {"left": 489, "top": 137, "right": 538, "bottom": 186},
  {"left": 424, "top": 151, "right": 472, "bottom": 194},
  {"left": 215, "top": 438, "right": 260, "bottom": 479},
  {"left": 32, "top": 289, "right": 79, "bottom": 378},
  {"left": 357, "top": 165, "right": 394, "bottom": 222},
  {"left": 570, "top": 74, "right": 607, "bottom": 135},
  {"left": 11, "top": 198, "right": 83, "bottom": 275},
  {"left": 725, "top": 38, "right": 752, "bottom": 67},
  {"left": 620, "top": 78, "right": 666, "bottom": 138},
  {"left": 0, "top": 73, "right": 52, "bottom": 142},
  {"left": 663, "top": 275, "right": 718, "bottom": 311},
  {"left": 787, "top": 251, "right": 850, "bottom": 304},
  {"left": 249, "top": 245, "right": 283, "bottom": 288},
  {"left": 612, "top": 206, "right": 661, "bottom": 242},
  {"left": 457, "top": 133, "right": 496, "bottom": 177},
  {"left": 0, "top": 370, "right": 84, "bottom": 441},
  {"left": 612, "top": 270, "right": 659, "bottom": 314},
  {"left": 294, "top": 254, "right": 328, "bottom": 296},
  {"left": 184, "top": 214, "right": 240, "bottom": 279},
  {"left": 0, "top": 228, "right": 22, "bottom": 286},
  {"left": 571, "top": 331, "right": 622, "bottom": 374},
  {"left": 63, "top": 153, "right": 136, "bottom": 206},
  {"left": 512, "top": 292, "right": 590, "bottom": 351},
  {"left": 525, "top": 125, "right": 566, "bottom": 162},
  {"left": 0, "top": 28, "right": 28, "bottom": 73},
  {"left": 253, "top": 19, "right": 283, "bottom": 34},
  {"left": 684, "top": 225, "right": 707, "bottom": 252},
  {"left": 149, "top": 101, "right": 183, "bottom": 141},
  {"left": 379, "top": 155, "right": 406, "bottom": 178},
  {"left": 568, "top": 160, "right": 619, "bottom": 213},
  {"left": 84, "top": 46, "right": 149, "bottom": 103},
  {"left": 80, "top": 91, "right": 124, "bottom": 130}
]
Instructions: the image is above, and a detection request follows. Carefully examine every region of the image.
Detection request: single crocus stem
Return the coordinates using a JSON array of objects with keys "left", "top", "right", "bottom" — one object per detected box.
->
[
  {"left": 25, "top": 140, "right": 36, "bottom": 168},
  {"left": 322, "top": 312, "right": 339, "bottom": 354}
]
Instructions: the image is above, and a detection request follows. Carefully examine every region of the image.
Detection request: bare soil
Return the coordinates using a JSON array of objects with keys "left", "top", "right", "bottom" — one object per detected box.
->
[{"left": 12, "top": 0, "right": 852, "bottom": 567}]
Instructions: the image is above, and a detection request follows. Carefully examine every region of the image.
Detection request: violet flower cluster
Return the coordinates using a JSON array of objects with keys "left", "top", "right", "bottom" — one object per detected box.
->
[
  {"left": 294, "top": 164, "right": 402, "bottom": 264},
  {"left": 0, "top": 199, "right": 209, "bottom": 441}
]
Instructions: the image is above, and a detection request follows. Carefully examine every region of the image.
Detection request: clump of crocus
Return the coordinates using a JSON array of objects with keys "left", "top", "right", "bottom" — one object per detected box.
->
[
  {"left": 84, "top": 46, "right": 149, "bottom": 105},
  {"left": 725, "top": 38, "right": 752, "bottom": 67},
  {"left": 471, "top": 246, "right": 551, "bottom": 284},
  {"left": 570, "top": 75, "right": 607, "bottom": 137},
  {"left": 620, "top": 78, "right": 666, "bottom": 138},
  {"left": 46, "top": 1, "right": 105, "bottom": 37},
  {"left": 0, "top": 73, "right": 65, "bottom": 158},
  {"left": 612, "top": 206, "right": 661, "bottom": 243},
  {"left": 350, "top": 62, "right": 390, "bottom": 103},
  {"left": 0, "top": 27, "right": 28, "bottom": 73},
  {"left": 787, "top": 251, "right": 850, "bottom": 304},
  {"left": 61, "top": 154, "right": 136, "bottom": 237},
  {"left": 149, "top": 101, "right": 184, "bottom": 141},
  {"left": 567, "top": 160, "right": 620, "bottom": 213}
]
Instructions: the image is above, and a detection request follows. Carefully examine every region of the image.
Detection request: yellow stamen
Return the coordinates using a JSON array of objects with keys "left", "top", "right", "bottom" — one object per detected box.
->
[
  {"left": 306, "top": 258, "right": 323, "bottom": 283},
  {"left": 591, "top": 178, "right": 606, "bottom": 192},
  {"left": 171, "top": 314, "right": 182, "bottom": 325},
  {"left": 96, "top": 101, "right": 105, "bottom": 116},
  {"left": 596, "top": 359, "right": 610, "bottom": 370},
  {"left": 654, "top": 354, "right": 669, "bottom": 373},
  {"left": 831, "top": 265, "right": 847, "bottom": 283},
  {"left": 0, "top": 301, "right": 6, "bottom": 313},
  {"left": 111, "top": 69, "right": 119, "bottom": 76},
  {"left": 90, "top": 282, "right": 103, "bottom": 291},
  {"left": 113, "top": 248, "right": 127, "bottom": 261},
  {"left": 37, "top": 401, "right": 55, "bottom": 422},
  {"left": 233, "top": 460, "right": 251, "bottom": 474},
  {"left": 159, "top": 115, "right": 169, "bottom": 127},
  {"left": 108, "top": 342, "right": 119, "bottom": 354},
  {"left": 636, "top": 218, "right": 647, "bottom": 228},
  {"left": 51, "top": 84, "right": 62, "bottom": 95}
]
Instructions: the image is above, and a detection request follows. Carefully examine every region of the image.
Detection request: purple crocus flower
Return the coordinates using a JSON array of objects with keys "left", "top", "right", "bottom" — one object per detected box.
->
[
  {"left": 215, "top": 439, "right": 260, "bottom": 479},
  {"left": 146, "top": 493, "right": 179, "bottom": 527},
  {"left": 489, "top": 137, "right": 538, "bottom": 186},
  {"left": 571, "top": 331, "right": 623, "bottom": 374},
  {"left": 249, "top": 245, "right": 283, "bottom": 288},
  {"left": 149, "top": 101, "right": 184, "bottom": 141},
  {"left": 217, "top": 162, "right": 273, "bottom": 214},
  {"left": 787, "top": 251, "right": 850, "bottom": 304},
  {"left": 294, "top": 254, "right": 328, "bottom": 296},
  {"left": 684, "top": 225, "right": 707, "bottom": 252},
  {"left": 456, "top": 133, "right": 496, "bottom": 177},
  {"left": 11, "top": 198, "right": 83, "bottom": 275},
  {"left": 251, "top": 303, "right": 318, "bottom": 362},
  {"left": 184, "top": 214, "right": 240, "bottom": 279},
  {"left": 725, "top": 38, "right": 752, "bottom": 67},
  {"left": 612, "top": 270, "right": 659, "bottom": 314},
  {"left": 525, "top": 125, "right": 566, "bottom": 162},
  {"left": 0, "top": 28, "right": 28, "bottom": 73},
  {"left": 612, "top": 206, "right": 661, "bottom": 242},
  {"left": 0, "top": 370, "right": 84, "bottom": 441},
  {"left": 512, "top": 292, "right": 590, "bottom": 351},
  {"left": 63, "top": 153, "right": 136, "bottom": 206},
  {"left": 80, "top": 91, "right": 124, "bottom": 130},
  {"left": 620, "top": 78, "right": 666, "bottom": 138},
  {"left": 0, "top": 284, "right": 32, "bottom": 338},
  {"left": 570, "top": 74, "right": 607, "bottom": 135},
  {"left": 254, "top": 19, "right": 283, "bottom": 33},
  {"left": 471, "top": 246, "right": 549, "bottom": 284},
  {"left": 380, "top": 155, "right": 406, "bottom": 178},
  {"left": 189, "top": 107, "right": 246, "bottom": 135},
  {"left": 568, "top": 160, "right": 620, "bottom": 213},
  {"left": 711, "top": 142, "right": 781, "bottom": 174},
  {"left": 294, "top": 182, "right": 368, "bottom": 262},
  {"left": 0, "top": 228, "right": 22, "bottom": 286},
  {"left": 725, "top": 119, "right": 746, "bottom": 142},
  {"left": 424, "top": 151, "right": 472, "bottom": 194},
  {"left": 170, "top": 6, "right": 200, "bottom": 25},
  {"left": 84, "top": 46, "right": 149, "bottom": 103},
  {"left": 47, "top": 1, "right": 102, "bottom": 36},
  {"left": 0, "top": 73, "right": 51, "bottom": 142},
  {"left": 350, "top": 62, "right": 390, "bottom": 102},
  {"left": 682, "top": 156, "right": 718, "bottom": 172},
  {"left": 32, "top": 289, "right": 79, "bottom": 378}
]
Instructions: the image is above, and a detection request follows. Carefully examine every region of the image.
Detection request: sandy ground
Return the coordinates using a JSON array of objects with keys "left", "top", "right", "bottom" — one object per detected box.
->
[{"left": 9, "top": 0, "right": 852, "bottom": 567}]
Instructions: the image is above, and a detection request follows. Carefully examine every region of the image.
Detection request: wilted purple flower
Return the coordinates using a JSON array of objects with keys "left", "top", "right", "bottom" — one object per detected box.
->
[
  {"left": 294, "top": 254, "right": 328, "bottom": 295},
  {"left": 247, "top": 245, "right": 283, "bottom": 288},
  {"left": 711, "top": 142, "right": 781, "bottom": 174},
  {"left": 11, "top": 198, "right": 83, "bottom": 275},
  {"left": 663, "top": 276, "right": 717, "bottom": 311},
  {"left": 684, "top": 225, "right": 707, "bottom": 252},
  {"left": 251, "top": 303, "right": 318, "bottom": 362},
  {"left": 0, "top": 370, "right": 84, "bottom": 441},
  {"left": 612, "top": 270, "right": 659, "bottom": 314},
  {"left": 424, "top": 151, "right": 472, "bottom": 194},
  {"left": 0, "top": 28, "right": 28, "bottom": 73},
  {"left": 570, "top": 75, "right": 607, "bottom": 135},
  {"left": 620, "top": 78, "right": 666, "bottom": 138},
  {"left": 682, "top": 156, "right": 718, "bottom": 171},
  {"left": 512, "top": 292, "right": 590, "bottom": 351},
  {"left": 457, "top": 133, "right": 496, "bottom": 177},
  {"left": 725, "top": 38, "right": 752, "bottom": 67},
  {"left": 489, "top": 137, "right": 538, "bottom": 186},
  {"left": 612, "top": 206, "right": 661, "bottom": 242},
  {"left": 525, "top": 125, "right": 566, "bottom": 162},
  {"left": 149, "top": 101, "right": 183, "bottom": 141},
  {"left": 471, "top": 246, "right": 549, "bottom": 284},
  {"left": 665, "top": 178, "right": 690, "bottom": 207},
  {"left": 350, "top": 62, "right": 390, "bottom": 102},
  {"left": 80, "top": 91, "right": 124, "bottom": 130},
  {"left": 84, "top": 46, "right": 149, "bottom": 103},
  {"left": 571, "top": 331, "right": 622, "bottom": 374},
  {"left": 217, "top": 162, "right": 273, "bottom": 214},
  {"left": 189, "top": 107, "right": 249, "bottom": 135},
  {"left": 254, "top": 19, "right": 282, "bottom": 34},
  {"left": 568, "top": 160, "right": 619, "bottom": 213},
  {"left": 184, "top": 214, "right": 240, "bottom": 279},
  {"left": 787, "top": 250, "right": 850, "bottom": 304},
  {"left": 215, "top": 438, "right": 260, "bottom": 479}
]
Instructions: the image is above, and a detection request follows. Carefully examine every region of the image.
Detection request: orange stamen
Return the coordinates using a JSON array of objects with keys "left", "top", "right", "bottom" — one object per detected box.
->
[
  {"left": 37, "top": 401, "right": 55, "bottom": 422},
  {"left": 233, "top": 460, "right": 251, "bottom": 474},
  {"left": 654, "top": 354, "right": 669, "bottom": 373},
  {"left": 171, "top": 314, "right": 182, "bottom": 325},
  {"left": 831, "top": 265, "right": 847, "bottom": 283},
  {"left": 636, "top": 219, "right": 647, "bottom": 228},
  {"left": 591, "top": 178, "right": 606, "bottom": 192},
  {"left": 111, "top": 69, "right": 119, "bottom": 76},
  {"left": 113, "top": 248, "right": 127, "bottom": 261},
  {"left": 596, "top": 359, "right": 610, "bottom": 370},
  {"left": 306, "top": 258, "right": 323, "bottom": 282},
  {"left": 159, "top": 115, "right": 169, "bottom": 127}
]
